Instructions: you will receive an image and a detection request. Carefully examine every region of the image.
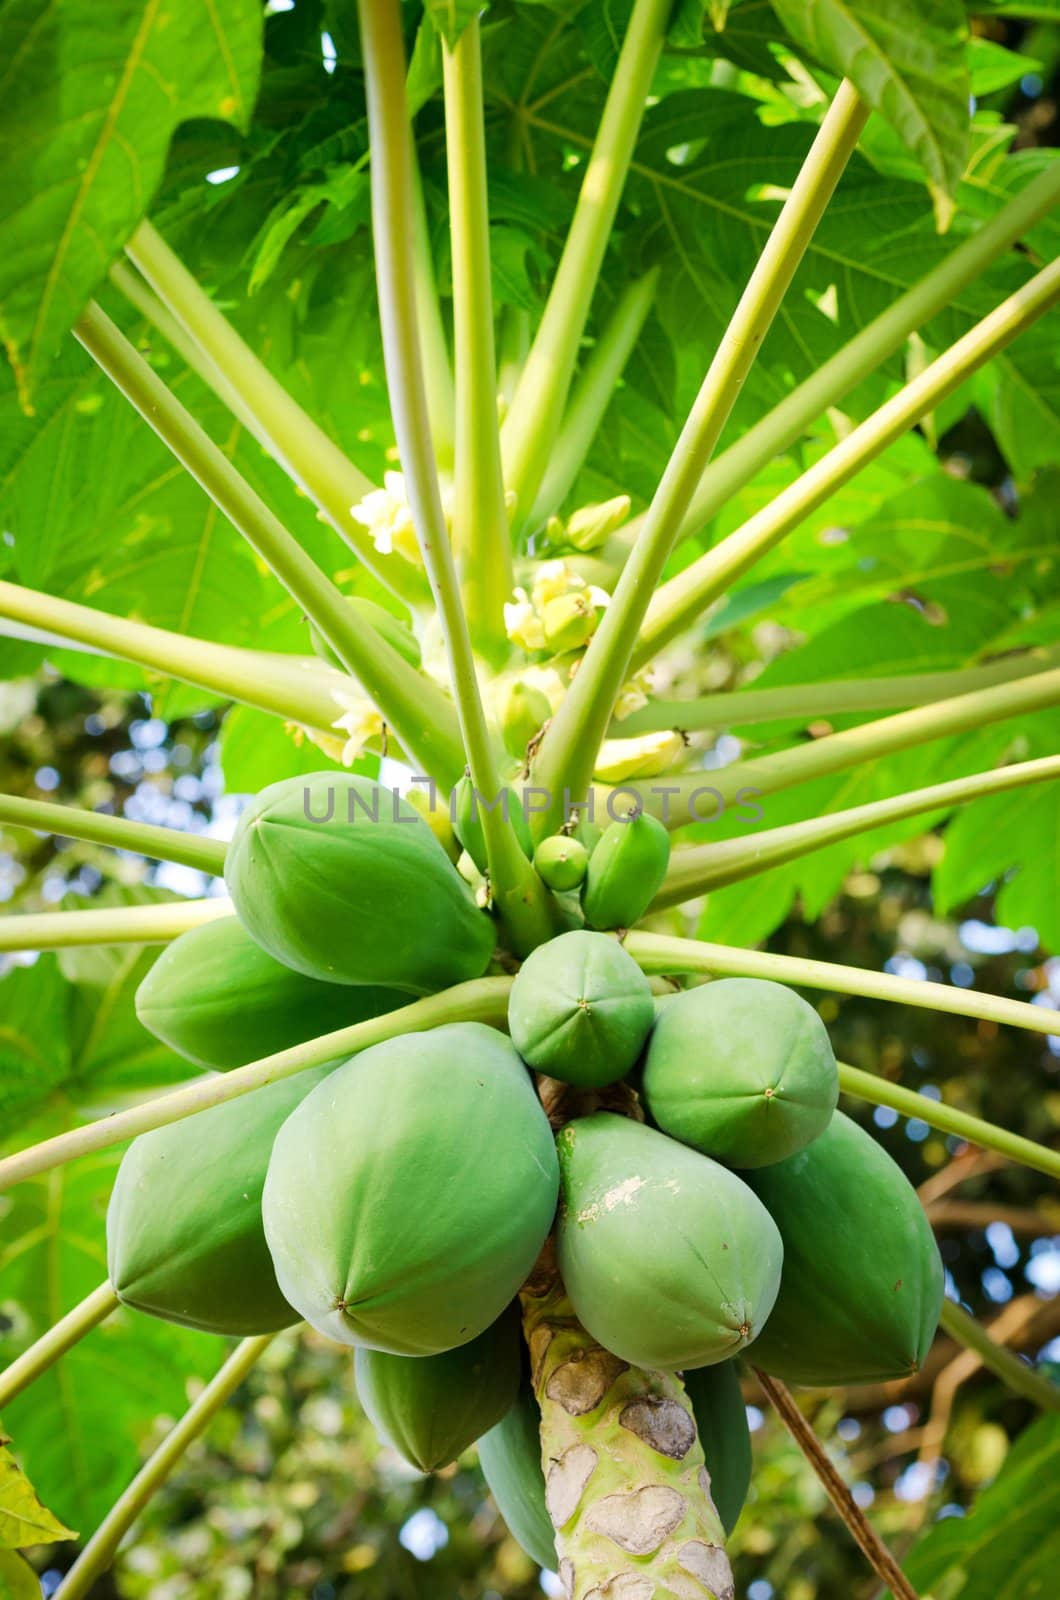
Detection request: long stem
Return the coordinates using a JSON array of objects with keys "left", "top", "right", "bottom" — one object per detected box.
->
[
  {"left": 0, "top": 898, "right": 231, "bottom": 953},
  {"left": 0, "top": 976, "right": 512, "bottom": 1191},
  {"left": 624, "top": 931, "right": 1060, "bottom": 1039},
  {"left": 837, "top": 1063, "right": 1060, "bottom": 1183},
  {"left": 124, "top": 222, "right": 429, "bottom": 606},
  {"left": 442, "top": 17, "right": 513, "bottom": 660},
  {"left": 938, "top": 1299, "right": 1060, "bottom": 1412},
  {"left": 409, "top": 153, "right": 456, "bottom": 472},
  {"left": 528, "top": 269, "right": 660, "bottom": 529},
  {"left": 635, "top": 255, "right": 1060, "bottom": 668},
  {"left": 616, "top": 648, "right": 1060, "bottom": 736},
  {"left": 754, "top": 1371, "right": 921, "bottom": 1600},
  {"left": 56, "top": 1335, "right": 276, "bottom": 1600},
  {"left": 0, "top": 579, "right": 343, "bottom": 733},
  {"left": 655, "top": 753, "right": 1060, "bottom": 907},
  {"left": 532, "top": 82, "right": 869, "bottom": 835},
  {"left": 500, "top": 0, "right": 672, "bottom": 521},
  {"left": 0, "top": 1282, "right": 119, "bottom": 1411},
  {"left": 357, "top": 0, "right": 553, "bottom": 952},
  {"left": 632, "top": 662, "right": 1060, "bottom": 831},
  {"left": 633, "top": 160, "right": 1060, "bottom": 658},
  {"left": 74, "top": 302, "right": 464, "bottom": 788},
  {"left": 0, "top": 794, "right": 227, "bottom": 876}
]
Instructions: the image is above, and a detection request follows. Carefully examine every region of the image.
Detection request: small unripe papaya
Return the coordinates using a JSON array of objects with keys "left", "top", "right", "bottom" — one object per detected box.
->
[
  {"left": 262, "top": 1024, "right": 559, "bottom": 1354},
  {"left": 453, "top": 774, "right": 533, "bottom": 874},
  {"left": 225, "top": 773, "right": 495, "bottom": 993},
  {"left": 309, "top": 596, "right": 421, "bottom": 670},
  {"left": 404, "top": 785, "right": 460, "bottom": 862},
  {"left": 556, "top": 1113, "right": 783, "bottom": 1370},
  {"left": 642, "top": 977, "right": 838, "bottom": 1168},
  {"left": 135, "top": 917, "right": 407, "bottom": 1070},
  {"left": 107, "top": 1067, "right": 333, "bottom": 1336},
  {"left": 502, "top": 680, "right": 551, "bottom": 760},
  {"left": 684, "top": 1361, "right": 752, "bottom": 1536},
  {"left": 532, "top": 834, "right": 588, "bottom": 891},
  {"left": 508, "top": 930, "right": 654, "bottom": 1088},
  {"left": 355, "top": 1303, "right": 522, "bottom": 1472},
  {"left": 581, "top": 809, "right": 670, "bottom": 930},
  {"left": 745, "top": 1112, "right": 944, "bottom": 1386},
  {"left": 478, "top": 1384, "right": 557, "bottom": 1572}
]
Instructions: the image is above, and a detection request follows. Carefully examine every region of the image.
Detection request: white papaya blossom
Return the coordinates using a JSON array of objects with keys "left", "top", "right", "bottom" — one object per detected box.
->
[
  {"left": 329, "top": 686, "right": 386, "bottom": 766},
  {"left": 594, "top": 728, "right": 684, "bottom": 782},
  {"left": 504, "top": 559, "right": 610, "bottom": 654}
]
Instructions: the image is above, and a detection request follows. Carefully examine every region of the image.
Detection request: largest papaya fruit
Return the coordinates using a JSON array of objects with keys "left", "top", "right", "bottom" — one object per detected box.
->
[
  {"left": 107, "top": 1067, "right": 333, "bottom": 1336},
  {"left": 262, "top": 1023, "right": 559, "bottom": 1355},
  {"left": 135, "top": 917, "right": 408, "bottom": 1070},
  {"left": 225, "top": 773, "right": 495, "bottom": 992},
  {"left": 556, "top": 1113, "right": 783, "bottom": 1371},
  {"left": 744, "top": 1111, "right": 944, "bottom": 1385}
]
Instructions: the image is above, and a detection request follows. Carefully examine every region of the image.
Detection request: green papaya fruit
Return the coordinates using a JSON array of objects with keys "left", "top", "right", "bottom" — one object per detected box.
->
[
  {"left": 502, "top": 680, "right": 552, "bottom": 760},
  {"left": 507, "top": 930, "right": 654, "bottom": 1088},
  {"left": 581, "top": 810, "right": 670, "bottom": 930},
  {"left": 135, "top": 916, "right": 408, "bottom": 1071},
  {"left": 745, "top": 1111, "right": 945, "bottom": 1386},
  {"left": 453, "top": 774, "right": 533, "bottom": 874},
  {"left": 642, "top": 977, "right": 838, "bottom": 1168},
  {"left": 477, "top": 1383, "right": 557, "bottom": 1572},
  {"left": 225, "top": 773, "right": 495, "bottom": 992},
  {"left": 262, "top": 1023, "right": 559, "bottom": 1354},
  {"left": 355, "top": 1302, "right": 522, "bottom": 1472},
  {"left": 107, "top": 1067, "right": 333, "bottom": 1336},
  {"left": 683, "top": 1361, "right": 752, "bottom": 1536},
  {"left": 556, "top": 1113, "right": 783, "bottom": 1371},
  {"left": 532, "top": 834, "right": 589, "bottom": 892},
  {"left": 310, "top": 596, "right": 421, "bottom": 670}
]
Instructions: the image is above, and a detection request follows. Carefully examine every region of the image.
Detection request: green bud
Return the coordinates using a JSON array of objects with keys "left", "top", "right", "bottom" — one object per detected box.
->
[
  {"left": 502, "top": 681, "right": 552, "bottom": 760},
  {"left": 533, "top": 835, "right": 589, "bottom": 892},
  {"left": 541, "top": 593, "right": 596, "bottom": 653},
  {"left": 564, "top": 495, "right": 631, "bottom": 552}
]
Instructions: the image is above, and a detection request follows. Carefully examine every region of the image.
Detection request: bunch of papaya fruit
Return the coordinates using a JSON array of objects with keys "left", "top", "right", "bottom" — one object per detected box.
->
[{"left": 112, "top": 772, "right": 944, "bottom": 1564}]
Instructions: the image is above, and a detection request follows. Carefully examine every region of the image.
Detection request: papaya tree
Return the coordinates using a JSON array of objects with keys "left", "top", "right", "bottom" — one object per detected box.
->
[{"left": 1, "top": 1, "right": 1060, "bottom": 1597}]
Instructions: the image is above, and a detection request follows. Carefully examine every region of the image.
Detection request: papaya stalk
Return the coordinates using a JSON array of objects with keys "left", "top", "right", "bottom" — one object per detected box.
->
[
  {"left": 522, "top": 1275, "right": 734, "bottom": 1600},
  {"left": 0, "top": 793, "right": 227, "bottom": 876},
  {"left": 0, "top": 1282, "right": 119, "bottom": 1411},
  {"left": 938, "top": 1299, "right": 1060, "bottom": 1412},
  {"left": 0, "top": 898, "right": 231, "bottom": 952}
]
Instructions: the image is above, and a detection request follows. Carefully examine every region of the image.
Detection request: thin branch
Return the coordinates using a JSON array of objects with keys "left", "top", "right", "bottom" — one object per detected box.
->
[
  {"left": 409, "top": 149, "right": 456, "bottom": 471},
  {"left": 634, "top": 254, "right": 1060, "bottom": 668},
  {"left": 56, "top": 1334, "right": 276, "bottom": 1600},
  {"left": 0, "top": 579, "right": 343, "bottom": 734},
  {"left": 0, "top": 1282, "right": 119, "bottom": 1410},
  {"left": 837, "top": 1062, "right": 1060, "bottom": 1182},
  {"left": 917, "top": 1150, "right": 1006, "bottom": 1206},
  {"left": 531, "top": 82, "right": 869, "bottom": 835},
  {"left": 636, "top": 160, "right": 1060, "bottom": 660},
  {"left": 501, "top": 0, "right": 672, "bottom": 520},
  {"left": 124, "top": 223, "right": 429, "bottom": 606},
  {"left": 0, "top": 793, "right": 227, "bottom": 876},
  {"left": 926, "top": 1201, "right": 1051, "bottom": 1235},
  {"left": 0, "top": 975, "right": 512, "bottom": 1192},
  {"left": 654, "top": 753, "right": 1060, "bottom": 906},
  {"left": 443, "top": 16, "right": 513, "bottom": 659},
  {"left": 0, "top": 898, "right": 231, "bottom": 953},
  {"left": 626, "top": 662, "right": 1060, "bottom": 831},
  {"left": 74, "top": 301, "right": 464, "bottom": 787},
  {"left": 757, "top": 1372, "right": 922, "bottom": 1600},
  {"left": 615, "top": 647, "right": 1060, "bottom": 736},
  {"left": 624, "top": 931, "right": 1060, "bottom": 1040},
  {"left": 939, "top": 1298, "right": 1060, "bottom": 1412},
  {"left": 357, "top": 0, "right": 553, "bottom": 951}
]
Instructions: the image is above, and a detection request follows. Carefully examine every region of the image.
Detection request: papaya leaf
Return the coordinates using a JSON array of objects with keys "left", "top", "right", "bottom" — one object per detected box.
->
[
  {"left": 0, "top": 1550, "right": 43, "bottom": 1599},
  {"left": 424, "top": 0, "right": 488, "bottom": 46},
  {"left": 0, "top": 1445, "right": 76, "bottom": 1548},
  {"left": 934, "top": 784, "right": 1060, "bottom": 954},
  {"left": 0, "top": 0, "right": 264, "bottom": 409},
  {"left": 768, "top": 0, "right": 971, "bottom": 227},
  {"left": 904, "top": 1415, "right": 1060, "bottom": 1598}
]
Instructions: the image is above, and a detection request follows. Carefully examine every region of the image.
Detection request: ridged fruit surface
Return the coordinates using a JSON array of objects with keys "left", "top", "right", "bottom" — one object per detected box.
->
[
  {"left": 262, "top": 1023, "right": 559, "bottom": 1354},
  {"left": 508, "top": 930, "right": 654, "bottom": 1087},
  {"left": 581, "top": 811, "right": 670, "bottom": 930},
  {"left": 355, "top": 1303, "right": 522, "bottom": 1471},
  {"left": 683, "top": 1360, "right": 752, "bottom": 1535},
  {"left": 745, "top": 1111, "right": 945, "bottom": 1385},
  {"left": 642, "top": 977, "right": 838, "bottom": 1168},
  {"left": 135, "top": 916, "right": 407, "bottom": 1069},
  {"left": 107, "top": 1067, "right": 332, "bottom": 1335},
  {"left": 477, "top": 1383, "right": 558, "bottom": 1572},
  {"left": 224, "top": 773, "right": 495, "bottom": 991},
  {"left": 556, "top": 1113, "right": 783, "bottom": 1370}
]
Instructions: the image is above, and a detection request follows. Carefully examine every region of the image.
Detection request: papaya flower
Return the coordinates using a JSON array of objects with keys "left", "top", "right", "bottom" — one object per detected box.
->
[
  {"left": 351, "top": 471, "right": 455, "bottom": 565},
  {"left": 612, "top": 667, "right": 655, "bottom": 722},
  {"left": 329, "top": 686, "right": 386, "bottom": 765},
  {"left": 593, "top": 728, "right": 685, "bottom": 782},
  {"left": 503, "top": 560, "right": 610, "bottom": 654}
]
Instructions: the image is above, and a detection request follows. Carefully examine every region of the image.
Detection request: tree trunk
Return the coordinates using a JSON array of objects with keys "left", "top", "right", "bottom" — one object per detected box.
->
[{"left": 522, "top": 1277, "right": 735, "bottom": 1600}]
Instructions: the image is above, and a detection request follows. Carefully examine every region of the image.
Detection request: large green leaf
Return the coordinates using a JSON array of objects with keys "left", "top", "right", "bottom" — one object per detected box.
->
[
  {"left": 769, "top": 0, "right": 970, "bottom": 225},
  {"left": 425, "top": 0, "right": 489, "bottom": 44},
  {"left": 0, "top": 0, "right": 264, "bottom": 408}
]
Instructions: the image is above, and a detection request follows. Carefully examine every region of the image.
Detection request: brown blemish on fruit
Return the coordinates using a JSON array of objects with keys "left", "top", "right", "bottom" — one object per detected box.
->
[
  {"left": 546, "top": 1349, "right": 629, "bottom": 1414},
  {"left": 619, "top": 1397, "right": 696, "bottom": 1460}
]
